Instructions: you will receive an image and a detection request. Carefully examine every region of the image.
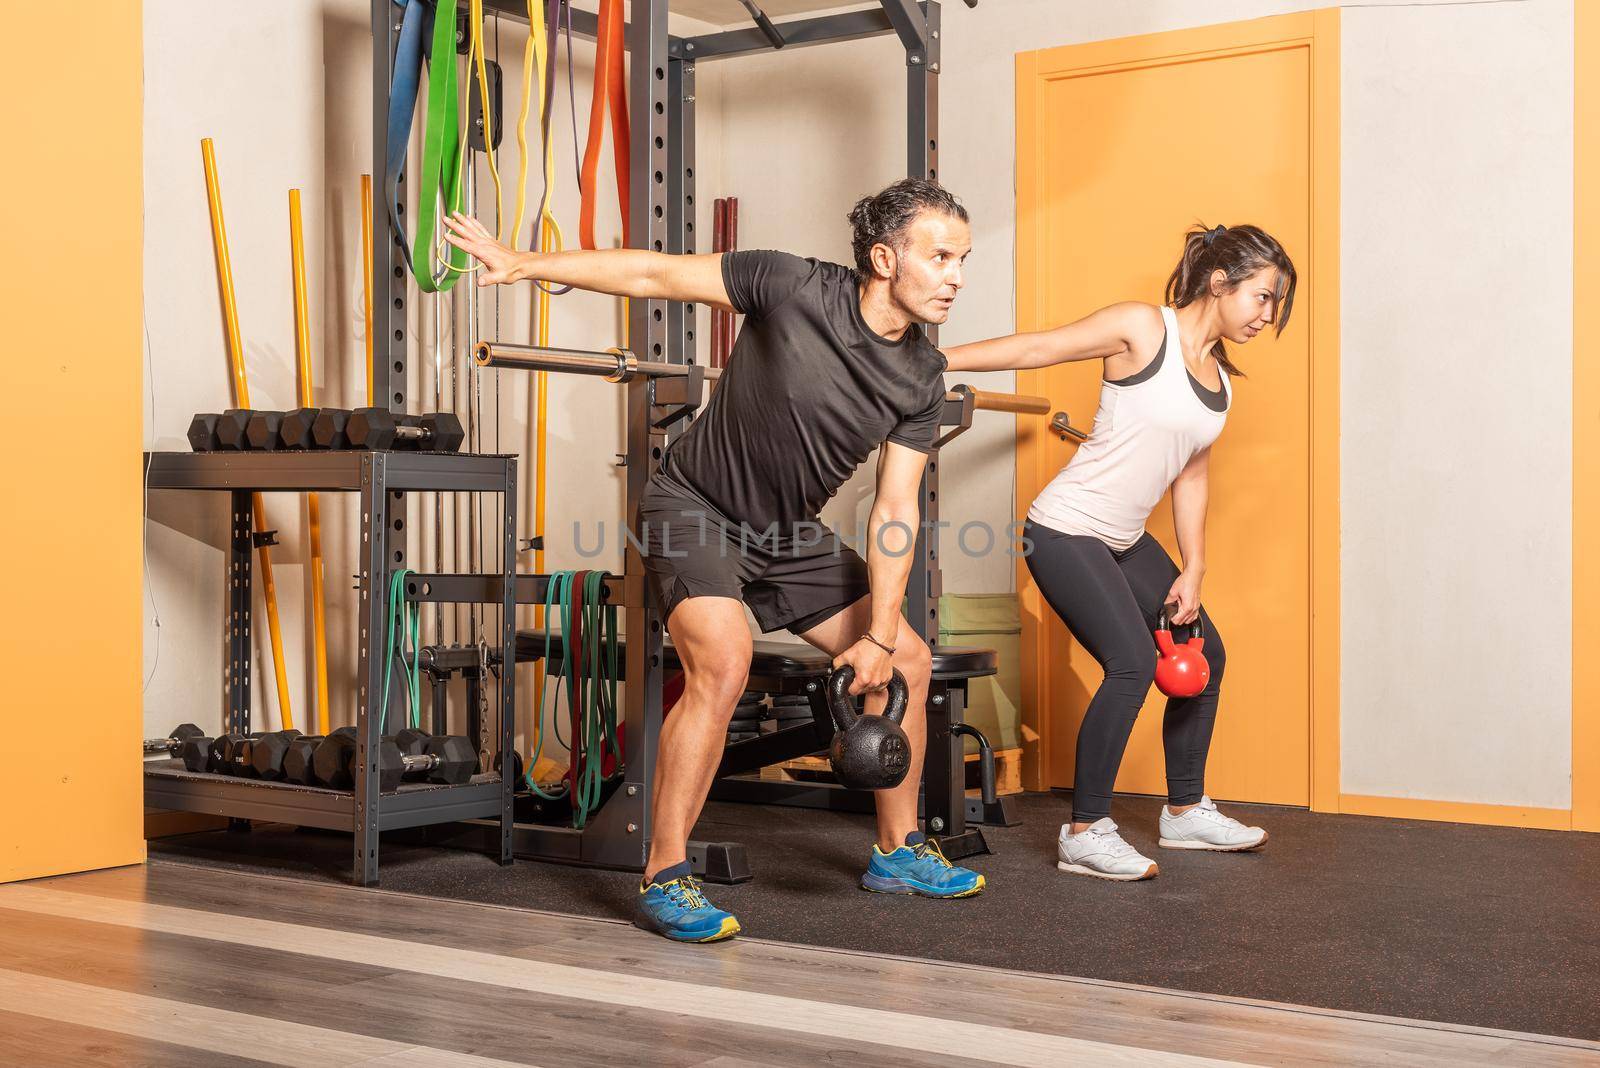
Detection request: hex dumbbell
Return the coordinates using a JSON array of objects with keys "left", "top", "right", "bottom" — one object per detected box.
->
[
  {"left": 310, "top": 408, "right": 353, "bottom": 449},
  {"left": 279, "top": 407, "right": 323, "bottom": 449},
  {"left": 188, "top": 414, "right": 222, "bottom": 451},
  {"left": 282, "top": 726, "right": 358, "bottom": 785},
  {"left": 311, "top": 732, "right": 477, "bottom": 791},
  {"left": 142, "top": 722, "right": 205, "bottom": 756},
  {"left": 245, "top": 411, "right": 287, "bottom": 451},
  {"left": 209, "top": 730, "right": 300, "bottom": 778},
  {"left": 249, "top": 728, "right": 312, "bottom": 780},
  {"left": 344, "top": 409, "right": 465, "bottom": 452},
  {"left": 213, "top": 409, "right": 258, "bottom": 451},
  {"left": 143, "top": 723, "right": 214, "bottom": 773}
]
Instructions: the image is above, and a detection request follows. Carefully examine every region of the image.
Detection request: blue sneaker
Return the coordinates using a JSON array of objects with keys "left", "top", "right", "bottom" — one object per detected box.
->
[
  {"left": 635, "top": 862, "right": 741, "bottom": 943},
  {"left": 862, "top": 832, "right": 986, "bottom": 898}
]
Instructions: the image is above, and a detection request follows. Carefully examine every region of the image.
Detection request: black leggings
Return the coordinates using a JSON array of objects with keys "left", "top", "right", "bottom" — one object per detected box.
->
[{"left": 1023, "top": 520, "right": 1226, "bottom": 823}]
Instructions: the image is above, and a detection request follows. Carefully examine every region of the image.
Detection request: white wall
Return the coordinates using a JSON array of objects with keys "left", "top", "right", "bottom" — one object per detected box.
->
[
  {"left": 142, "top": 1, "right": 726, "bottom": 759},
  {"left": 1339, "top": 0, "right": 1573, "bottom": 807},
  {"left": 712, "top": 0, "right": 1576, "bottom": 809}
]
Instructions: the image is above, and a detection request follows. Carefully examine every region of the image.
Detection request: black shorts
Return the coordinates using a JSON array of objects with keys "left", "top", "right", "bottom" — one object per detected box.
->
[{"left": 637, "top": 473, "right": 869, "bottom": 635}]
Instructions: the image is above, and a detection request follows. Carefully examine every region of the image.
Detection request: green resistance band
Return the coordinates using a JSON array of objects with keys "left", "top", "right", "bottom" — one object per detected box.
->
[
  {"left": 530, "top": 570, "right": 620, "bottom": 825},
  {"left": 383, "top": 569, "right": 423, "bottom": 731},
  {"left": 526, "top": 571, "right": 572, "bottom": 801},
  {"left": 412, "top": 0, "right": 468, "bottom": 293},
  {"left": 571, "top": 570, "right": 619, "bottom": 828}
]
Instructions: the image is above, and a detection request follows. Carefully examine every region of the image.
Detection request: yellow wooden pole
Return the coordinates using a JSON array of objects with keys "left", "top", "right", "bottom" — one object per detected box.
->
[
  {"left": 289, "top": 190, "right": 332, "bottom": 735},
  {"left": 361, "top": 174, "right": 375, "bottom": 407},
  {"left": 200, "top": 138, "right": 294, "bottom": 731},
  {"left": 530, "top": 215, "right": 557, "bottom": 771}
]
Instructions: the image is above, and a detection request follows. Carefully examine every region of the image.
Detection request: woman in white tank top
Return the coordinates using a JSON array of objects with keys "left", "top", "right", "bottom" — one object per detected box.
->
[{"left": 944, "top": 224, "right": 1297, "bottom": 882}]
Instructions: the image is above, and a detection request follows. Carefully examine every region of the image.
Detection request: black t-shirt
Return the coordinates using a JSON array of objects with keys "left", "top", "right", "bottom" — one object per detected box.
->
[{"left": 657, "top": 250, "right": 947, "bottom": 532}]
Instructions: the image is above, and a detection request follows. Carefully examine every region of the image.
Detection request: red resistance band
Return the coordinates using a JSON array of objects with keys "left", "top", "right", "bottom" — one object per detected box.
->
[{"left": 579, "top": 0, "right": 629, "bottom": 250}]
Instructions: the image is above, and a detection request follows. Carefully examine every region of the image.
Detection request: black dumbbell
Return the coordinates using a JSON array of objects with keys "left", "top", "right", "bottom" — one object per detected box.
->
[
  {"left": 249, "top": 728, "right": 311, "bottom": 780},
  {"left": 394, "top": 727, "right": 431, "bottom": 756},
  {"left": 311, "top": 732, "right": 359, "bottom": 788},
  {"left": 344, "top": 409, "right": 465, "bottom": 452},
  {"left": 245, "top": 411, "right": 287, "bottom": 451},
  {"left": 142, "top": 723, "right": 205, "bottom": 756},
  {"left": 188, "top": 414, "right": 221, "bottom": 451},
  {"left": 312, "top": 732, "right": 477, "bottom": 791},
  {"left": 279, "top": 407, "right": 322, "bottom": 450},
  {"left": 282, "top": 726, "right": 358, "bottom": 785},
  {"left": 494, "top": 748, "right": 524, "bottom": 789},
  {"left": 403, "top": 735, "right": 478, "bottom": 786},
  {"left": 311, "top": 408, "right": 353, "bottom": 449},
  {"left": 177, "top": 735, "right": 213, "bottom": 773},
  {"left": 281, "top": 725, "right": 356, "bottom": 783},
  {"left": 211, "top": 730, "right": 299, "bottom": 778},
  {"left": 205, "top": 733, "right": 240, "bottom": 773},
  {"left": 144, "top": 724, "right": 214, "bottom": 773},
  {"left": 214, "top": 410, "right": 257, "bottom": 451}
]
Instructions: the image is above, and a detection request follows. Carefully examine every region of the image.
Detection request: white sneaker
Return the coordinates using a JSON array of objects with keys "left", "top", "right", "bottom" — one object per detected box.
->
[
  {"left": 1158, "top": 796, "right": 1268, "bottom": 851},
  {"left": 1056, "top": 818, "right": 1159, "bottom": 881}
]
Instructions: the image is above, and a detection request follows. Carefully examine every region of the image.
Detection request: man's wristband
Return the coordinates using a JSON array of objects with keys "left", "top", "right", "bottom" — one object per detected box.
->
[{"left": 861, "top": 632, "right": 896, "bottom": 656}]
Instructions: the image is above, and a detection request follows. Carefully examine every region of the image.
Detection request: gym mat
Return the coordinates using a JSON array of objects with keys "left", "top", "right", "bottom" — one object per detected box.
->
[{"left": 150, "top": 791, "right": 1600, "bottom": 1041}]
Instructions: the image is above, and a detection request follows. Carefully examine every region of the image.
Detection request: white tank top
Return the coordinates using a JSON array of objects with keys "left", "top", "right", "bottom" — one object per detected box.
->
[{"left": 1028, "top": 305, "right": 1230, "bottom": 552}]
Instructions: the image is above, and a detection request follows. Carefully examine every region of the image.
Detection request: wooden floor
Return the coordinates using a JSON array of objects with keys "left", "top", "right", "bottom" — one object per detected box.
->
[{"left": 0, "top": 861, "right": 1595, "bottom": 1067}]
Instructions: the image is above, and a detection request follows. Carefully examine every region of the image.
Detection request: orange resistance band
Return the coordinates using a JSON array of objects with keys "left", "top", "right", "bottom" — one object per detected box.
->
[{"left": 578, "top": 0, "right": 630, "bottom": 250}]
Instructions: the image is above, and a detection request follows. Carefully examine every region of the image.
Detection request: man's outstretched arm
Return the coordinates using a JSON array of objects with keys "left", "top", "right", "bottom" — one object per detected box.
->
[{"left": 443, "top": 211, "right": 735, "bottom": 311}]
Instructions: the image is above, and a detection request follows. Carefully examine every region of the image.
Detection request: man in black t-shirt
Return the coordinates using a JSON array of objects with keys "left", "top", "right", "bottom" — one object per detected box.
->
[{"left": 446, "top": 179, "right": 987, "bottom": 942}]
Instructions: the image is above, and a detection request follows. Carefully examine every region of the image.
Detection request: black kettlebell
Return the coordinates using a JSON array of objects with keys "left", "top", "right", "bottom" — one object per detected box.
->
[{"left": 827, "top": 666, "right": 912, "bottom": 791}]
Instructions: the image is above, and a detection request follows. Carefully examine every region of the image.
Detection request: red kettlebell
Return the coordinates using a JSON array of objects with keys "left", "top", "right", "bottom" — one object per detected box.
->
[{"left": 1154, "top": 603, "right": 1210, "bottom": 698}]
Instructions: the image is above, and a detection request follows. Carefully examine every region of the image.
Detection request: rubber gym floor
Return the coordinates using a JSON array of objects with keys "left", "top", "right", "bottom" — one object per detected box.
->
[{"left": 149, "top": 789, "right": 1600, "bottom": 1042}]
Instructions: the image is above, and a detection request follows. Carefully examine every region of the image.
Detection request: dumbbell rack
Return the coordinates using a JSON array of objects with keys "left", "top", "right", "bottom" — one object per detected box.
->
[{"left": 141, "top": 449, "right": 517, "bottom": 886}]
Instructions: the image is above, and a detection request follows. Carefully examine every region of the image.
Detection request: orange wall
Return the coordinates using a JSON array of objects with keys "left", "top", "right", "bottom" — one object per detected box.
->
[
  {"left": 0, "top": 3, "right": 146, "bottom": 881},
  {"left": 1576, "top": 1, "right": 1598, "bottom": 834}
]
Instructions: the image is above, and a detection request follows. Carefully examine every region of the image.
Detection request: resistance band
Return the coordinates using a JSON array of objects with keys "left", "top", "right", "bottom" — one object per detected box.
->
[
  {"left": 531, "top": 570, "right": 619, "bottom": 824},
  {"left": 434, "top": 0, "right": 506, "bottom": 279},
  {"left": 578, "top": 0, "right": 629, "bottom": 250},
  {"left": 200, "top": 138, "right": 294, "bottom": 731},
  {"left": 289, "top": 189, "right": 332, "bottom": 736},
  {"left": 383, "top": 0, "right": 428, "bottom": 274},
  {"left": 383, "top": 569, "right": 423, "bottom": 731},
  {"left": 412, "top": 0, "right": 468, "bottom": 291},
  {"left": 525, "top": 1, "right": 577, "bottom": 295}
]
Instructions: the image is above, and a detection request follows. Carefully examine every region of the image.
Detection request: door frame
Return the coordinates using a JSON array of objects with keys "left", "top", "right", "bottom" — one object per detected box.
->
[{"left": 1013, "top": 10, "right": 1343, "bottom": 810}]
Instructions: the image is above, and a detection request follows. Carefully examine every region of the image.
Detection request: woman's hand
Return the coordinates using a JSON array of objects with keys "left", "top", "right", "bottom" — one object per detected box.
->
[
  {"left": 442, "top": 212, "right": 522, "bottom": 286},
  {"left": 1164, "top": 569, "right": 1204, "bottom": 626}
]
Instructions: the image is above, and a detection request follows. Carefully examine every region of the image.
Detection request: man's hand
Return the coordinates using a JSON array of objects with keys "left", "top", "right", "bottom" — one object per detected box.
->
[
  {"left": 1164, "top": 570, "right": 1203, "bottom": 626},
  {"left": 443, "top": 212, "right": 522, "bottom": 286},
  {"left": 834, "top": 637, "right": 893, "bottom": 695}
]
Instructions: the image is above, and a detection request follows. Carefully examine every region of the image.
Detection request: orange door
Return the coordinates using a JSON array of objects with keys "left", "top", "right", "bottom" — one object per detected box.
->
[{"left": 1016, "top": 15, "right": 1336, "bottom": 807}]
